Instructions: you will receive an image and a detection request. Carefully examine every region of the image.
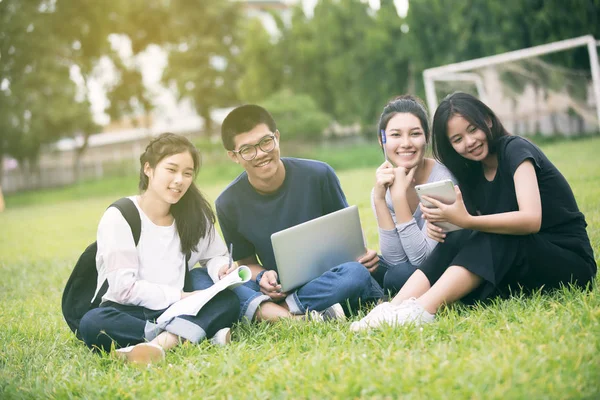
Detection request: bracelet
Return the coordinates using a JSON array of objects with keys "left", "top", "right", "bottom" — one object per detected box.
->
[{"left": 255, "top": 270, "right": 266, "bottom": 285}]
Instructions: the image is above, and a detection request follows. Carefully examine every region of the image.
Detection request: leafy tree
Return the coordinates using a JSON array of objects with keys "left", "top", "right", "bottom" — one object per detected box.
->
[
  {"left": 0, "top": 0, "right": 245, "bottom": 187},
  {"left": 281, "top": 0, "right": 375, "bottom": 126},
  {"left": 239, "top": 1, "right": 413, "bottom": 130},
  {"left": 359, "top": 0, "right": 411, "bottom": 131},
  {"left": 160, "top": 0, "right": 242, "bottom": 135},
  {"left": 105, "top": 53, "right": 153, "bottom": 130},
  {"left": 237, "top": 18, "right": 283, "bottom": 103},
  {"left": 0, "top": 0, "right": 99, "bottom": 184},
  {"left": 261, "top": 89, "right": 331, "bottom": 142},
  {"left": 50, "top": 0, "right": 118, "bottom": 180}
]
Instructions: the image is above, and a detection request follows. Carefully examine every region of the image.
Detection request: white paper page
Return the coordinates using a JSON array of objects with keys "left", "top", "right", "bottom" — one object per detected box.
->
[{"left": 157, "top": 266, "right": 251, "bottom": 324}]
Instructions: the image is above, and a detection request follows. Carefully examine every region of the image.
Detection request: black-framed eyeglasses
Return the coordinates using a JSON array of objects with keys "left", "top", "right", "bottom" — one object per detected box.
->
[{"left": 231, "top": 134, "right": 277, "bottom": 161}]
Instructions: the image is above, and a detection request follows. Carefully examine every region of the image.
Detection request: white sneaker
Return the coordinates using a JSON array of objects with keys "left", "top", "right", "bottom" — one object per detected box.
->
[
  {"left": 209, "top": 327, "right": 232, "bottom": 346},
  {"left": 349, "top": 302, "right": 396, "bottom": 332},
  {"left": 392, "top": 297, "right": 435, "bottom": 326},
  {"left": 349, "top": 298, "right": 434, "bottom": 332},
  {"left": 298, "top": 309, "right": 324, "bottom": 322},
  {"left": 115, "top": 342, "right": 165, "bottom": 365},
  {"left": 320, "top": 303, "right": 346, "bottom": 321},
  {"left": 306, "top": 309, "right": 324, "bottom": 322}
]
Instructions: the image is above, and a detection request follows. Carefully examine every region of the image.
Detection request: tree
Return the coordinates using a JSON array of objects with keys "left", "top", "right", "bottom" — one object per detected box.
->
[
  {"left": 280, "top": 0, "right": 375, "bottom": 126},
  {"left": 359, "top": 0, "right": 411, "bottom": 130},
  {"left": 243, "top": 1, "right": 412, "bottom": 130},
  {"left": 51, "top": 0, "right": 119, "bottom": 180},
  {"left": 261, "top": 89, "right": 331, "bottom": 142},
  {"left": 237, "top": 18, "right": 284, "bottom": 103},
  {"left": 160, "top": 0, "right": 243, "bottom": 135},
  {"left": 0, "top": 0, "right": 99, "bottom": 185}
]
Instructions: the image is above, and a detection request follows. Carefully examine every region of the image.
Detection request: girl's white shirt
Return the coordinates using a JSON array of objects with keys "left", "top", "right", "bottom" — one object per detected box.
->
[{"left": 94, "top": 196, "right": 229, "bottom": 310}]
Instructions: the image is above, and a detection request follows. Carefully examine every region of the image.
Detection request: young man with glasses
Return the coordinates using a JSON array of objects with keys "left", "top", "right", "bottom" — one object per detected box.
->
[{"left": 212, "top": 104, "right": 383, "bottom": 322}]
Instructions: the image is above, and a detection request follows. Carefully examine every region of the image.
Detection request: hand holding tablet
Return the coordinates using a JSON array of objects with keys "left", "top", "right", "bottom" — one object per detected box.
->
[{"left": 415, "top": 179, "right": 463, "bottom": 232}]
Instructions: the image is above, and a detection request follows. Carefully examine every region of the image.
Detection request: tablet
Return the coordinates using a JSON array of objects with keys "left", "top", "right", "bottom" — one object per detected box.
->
[{"left": 415, "top": 179, "right": 462, "bottom": 232}]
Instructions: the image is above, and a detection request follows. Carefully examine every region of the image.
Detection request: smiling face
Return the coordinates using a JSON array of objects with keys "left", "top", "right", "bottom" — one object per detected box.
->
[
  {"left": 228, "top": 123, "right": 283, "bottom": 185},
  {"left": 144, "top": 151, "right": 195, "bottom": 205},
  {"left": 382, "top": 112, "right": 427, "bottom": 169},
  {"left": 446, "top": 114, "right": 491, "bottom": 162}
]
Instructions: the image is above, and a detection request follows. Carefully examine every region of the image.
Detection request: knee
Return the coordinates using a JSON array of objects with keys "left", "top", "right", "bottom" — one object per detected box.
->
[
  {"left": 336, "top": 262, "right": 371, "bottom": 293},
  {"left": 78, "top": 308, "right": 106, "bottom": 349},
  {"left": 217, "top": 290, "right": 241, "bottom": 322},
  {"left": 383, "top": 263, "right": 416, "bottom": 294}
]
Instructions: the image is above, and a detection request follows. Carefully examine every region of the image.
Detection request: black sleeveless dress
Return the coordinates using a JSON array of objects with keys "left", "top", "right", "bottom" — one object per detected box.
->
[{"left": 418, "top": 136, "right": 596, "bottom": 302}]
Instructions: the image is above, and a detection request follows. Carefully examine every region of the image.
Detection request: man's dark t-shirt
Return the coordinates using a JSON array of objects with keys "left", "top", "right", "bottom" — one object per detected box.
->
[{"left": 215, "top": 158, "right": 348, "bottom": 273}]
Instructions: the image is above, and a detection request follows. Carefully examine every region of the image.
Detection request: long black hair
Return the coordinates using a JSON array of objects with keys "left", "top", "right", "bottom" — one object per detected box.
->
[
  {"left": 139, "top": 132, "right": 215, "bottom": 254},
  {"left": 431, "top": 92, "right": 509, "bottom": 191}
]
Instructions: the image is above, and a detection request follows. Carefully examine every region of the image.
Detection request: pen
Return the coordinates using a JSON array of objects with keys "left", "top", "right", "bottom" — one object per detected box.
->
[
  {"left": 381, "top": 129, "right": 388, "bottom": 162},
  {"left": 228, "top": 243, "right": 233, "bottom": 271}
]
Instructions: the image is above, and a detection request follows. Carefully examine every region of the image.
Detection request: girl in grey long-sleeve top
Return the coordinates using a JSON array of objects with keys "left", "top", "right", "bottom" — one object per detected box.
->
[{"left": 372, "top": 95, "right": 456, "bottom": 295}]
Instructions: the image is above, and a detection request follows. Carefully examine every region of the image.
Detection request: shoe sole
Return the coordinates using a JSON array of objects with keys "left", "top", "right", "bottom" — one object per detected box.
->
[
  {"left": 222, "top": 329, "right": 231, "bottom": 345},
  {"left": 210, "top": 328, "right": 232, "bottom": 346},
  {"left": 125, "top": 344, "right": 165, "bottom": 365}
]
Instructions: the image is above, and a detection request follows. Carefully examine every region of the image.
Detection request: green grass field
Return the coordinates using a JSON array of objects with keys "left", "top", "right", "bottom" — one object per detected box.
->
[{"left": 1, "top": 138, "right": 599, "bottom": 399}]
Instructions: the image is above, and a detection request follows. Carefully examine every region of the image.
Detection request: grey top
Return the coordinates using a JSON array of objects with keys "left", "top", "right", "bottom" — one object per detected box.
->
[{"left": 370, "top": 161, "right": 456, "bottom": 266}]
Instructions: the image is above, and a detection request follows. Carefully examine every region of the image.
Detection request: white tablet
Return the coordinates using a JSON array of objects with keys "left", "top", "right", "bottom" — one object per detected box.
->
[{"left": 415, "top": 179, "right": 463, "bottom": 232}]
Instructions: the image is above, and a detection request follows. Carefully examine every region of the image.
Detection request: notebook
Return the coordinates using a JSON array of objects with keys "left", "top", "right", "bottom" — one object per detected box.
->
[{"left": 271, "top": 205, "right": 366, "bottom": 292}]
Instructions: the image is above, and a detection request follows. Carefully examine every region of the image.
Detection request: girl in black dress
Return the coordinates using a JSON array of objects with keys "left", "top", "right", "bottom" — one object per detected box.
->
[{"left": 351, "top": 92, "right": 596, "bottom": 331}]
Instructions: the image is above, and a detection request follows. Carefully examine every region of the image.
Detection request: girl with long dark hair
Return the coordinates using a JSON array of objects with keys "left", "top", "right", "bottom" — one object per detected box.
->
[{"left": 79, "top": 133, "right": 239, "bottom": 364}]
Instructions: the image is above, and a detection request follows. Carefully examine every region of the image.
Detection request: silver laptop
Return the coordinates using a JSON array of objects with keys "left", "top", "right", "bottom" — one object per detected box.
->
[{"left": 271, "top": 205, "right": 366, "bottom": 292}]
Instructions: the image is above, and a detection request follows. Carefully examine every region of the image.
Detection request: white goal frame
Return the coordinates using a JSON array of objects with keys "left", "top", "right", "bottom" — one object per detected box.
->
[{"left": 423, "top": 35, "right": 600, "bottom": 128}]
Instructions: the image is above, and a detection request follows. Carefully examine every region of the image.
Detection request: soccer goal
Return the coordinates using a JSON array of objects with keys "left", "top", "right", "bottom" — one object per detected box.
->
[{"left": 423, "top": 35, "right": 600, "bottom": 136}]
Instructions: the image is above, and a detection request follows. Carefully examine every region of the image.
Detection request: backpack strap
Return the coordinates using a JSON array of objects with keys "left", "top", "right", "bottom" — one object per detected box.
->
[
  {"left": 110, "top": 197, "right": 192, "bottom": 282},
  {"left": 111, "top": 196, "right": 191, "bottom": 263},
  {"left": 110, "top": 197, "right": 141, "bottom": 245}
]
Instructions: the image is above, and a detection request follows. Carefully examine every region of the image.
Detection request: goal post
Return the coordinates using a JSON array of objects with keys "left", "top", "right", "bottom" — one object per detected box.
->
[{"left": 423, "top": 35, "right": 600, "bottom": 134}]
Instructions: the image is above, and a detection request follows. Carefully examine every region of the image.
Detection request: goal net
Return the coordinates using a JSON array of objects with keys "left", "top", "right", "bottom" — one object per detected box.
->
[{"left": 423, "top": 35, "right": 600, "bottom": 137}]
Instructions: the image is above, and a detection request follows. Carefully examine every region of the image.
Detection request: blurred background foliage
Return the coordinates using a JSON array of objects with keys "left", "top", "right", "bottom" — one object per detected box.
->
[
  {"left": 262, "top": 89, "right": 331, "bottom": 142},
  {"left": 1, "top": 0, "right": 600, "bottom": 186}
]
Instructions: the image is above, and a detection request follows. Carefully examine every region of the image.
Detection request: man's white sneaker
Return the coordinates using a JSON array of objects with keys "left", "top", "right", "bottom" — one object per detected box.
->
[
  {"left": 209, "top": 327, "right": 232, "bottom": 347},
  {"left": 320, "top": 303, "right": 346, "bottom": 321},
  {"left": 115, "top": 342, "right": 165, "bottom": 365},
  {"left": 298, "top": 309, "right": 325, "bottom": 322}
]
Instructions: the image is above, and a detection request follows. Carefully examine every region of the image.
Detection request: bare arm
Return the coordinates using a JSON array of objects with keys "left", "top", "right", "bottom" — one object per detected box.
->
[
  {"left": 371, "top": 188, "right": 408, "bottom": 264},
  {"left": 389, "top": 167, "right": 418, "bottom": 225},
  {"left": 373, "top": 161, "right": 396, "bottom": 230},
  {"left": 465, "top": 161, "right": 542, "bottom": 234},
  {"left": 421, "top": 161, "right": 542, "bottom": 235}
]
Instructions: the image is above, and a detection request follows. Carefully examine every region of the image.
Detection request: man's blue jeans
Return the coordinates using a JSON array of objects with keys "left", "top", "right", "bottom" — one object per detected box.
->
[{"left": 230, "top": 262, "right": 384, "bottom": 321}]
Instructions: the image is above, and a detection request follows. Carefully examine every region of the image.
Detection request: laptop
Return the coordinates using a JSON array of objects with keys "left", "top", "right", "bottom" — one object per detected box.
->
[{"left": 271, "top": 205, "right": 366, "bottom": 292}]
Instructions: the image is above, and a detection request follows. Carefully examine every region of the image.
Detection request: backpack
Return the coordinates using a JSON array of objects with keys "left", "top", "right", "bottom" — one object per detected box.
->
[{"left": 61, "top": 198, "right": 141, "bottom": 340}]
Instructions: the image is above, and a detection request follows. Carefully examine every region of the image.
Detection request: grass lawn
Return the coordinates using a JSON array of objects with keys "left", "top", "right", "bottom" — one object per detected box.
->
[{"left": 1, "top": 138, "right": 599, "bottom": 399}]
